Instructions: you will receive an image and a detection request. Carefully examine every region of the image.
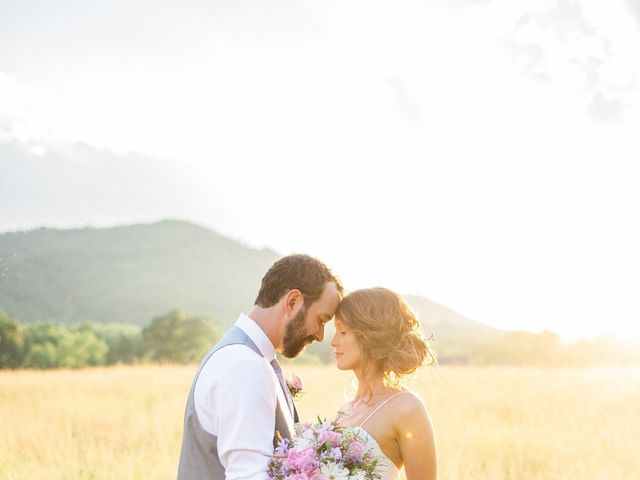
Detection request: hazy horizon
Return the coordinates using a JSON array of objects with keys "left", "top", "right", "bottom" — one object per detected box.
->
[{"left": 1, "top": 216, "right": 636, "bottom": 344}]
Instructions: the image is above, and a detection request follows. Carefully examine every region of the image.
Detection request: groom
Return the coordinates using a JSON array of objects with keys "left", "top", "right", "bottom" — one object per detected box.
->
[{"left": 177, "top": 254, "right": 343, "bottom": 480}]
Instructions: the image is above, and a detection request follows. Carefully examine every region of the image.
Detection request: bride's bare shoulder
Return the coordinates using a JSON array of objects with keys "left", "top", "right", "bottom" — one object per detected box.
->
[{"left": 392, "top": 391, "right": 431, "bottom": 421}]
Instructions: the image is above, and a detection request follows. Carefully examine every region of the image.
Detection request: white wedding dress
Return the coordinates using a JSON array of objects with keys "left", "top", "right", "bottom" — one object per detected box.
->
[
  {"left": 350, "top": 392, "right": 406, "bottom": 480},
  {"left": 352, "top": 426, "right": 401, "bottom": 480}
]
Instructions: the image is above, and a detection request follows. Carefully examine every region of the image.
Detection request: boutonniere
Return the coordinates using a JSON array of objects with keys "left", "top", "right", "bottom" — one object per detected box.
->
[{"left": 286, "top": 373, "right": 304, "bottom": 399}]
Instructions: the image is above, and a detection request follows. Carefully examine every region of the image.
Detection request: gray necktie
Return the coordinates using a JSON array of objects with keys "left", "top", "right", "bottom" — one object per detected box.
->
[{"left": 270, "top": 358, "right": 295, "bottom": 416}]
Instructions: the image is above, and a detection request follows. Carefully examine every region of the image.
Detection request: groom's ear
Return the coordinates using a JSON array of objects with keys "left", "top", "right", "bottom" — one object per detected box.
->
[{"left": 283, "top": 289, "right": 303, "bottom": 316}]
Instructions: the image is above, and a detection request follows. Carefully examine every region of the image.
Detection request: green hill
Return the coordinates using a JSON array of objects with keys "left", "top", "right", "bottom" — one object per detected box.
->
[
  {"left": 0, "top": 220, "right": 503, "bottom": 364},
  {"left": 405, "top": 295, "right": 503, "bottom": 363},
  {"left": 0, "top": 220, "right": 278, "bottom": 325},
  {"left": 5, "top": 220, "right": 635, "bottom": 366}
]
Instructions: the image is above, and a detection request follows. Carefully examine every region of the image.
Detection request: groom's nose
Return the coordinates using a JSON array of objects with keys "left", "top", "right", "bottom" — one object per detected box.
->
[{"left": 314, "top": 324, "right": 325, "bottom": 342}]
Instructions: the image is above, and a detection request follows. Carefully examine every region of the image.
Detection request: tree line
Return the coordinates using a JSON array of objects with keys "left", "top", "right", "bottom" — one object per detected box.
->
[
  {"left": 2, "top": 308, "right": 639, "bottom": 369},
  {"left": 0, "top": 309, "right": 219, "bottom": 369}
]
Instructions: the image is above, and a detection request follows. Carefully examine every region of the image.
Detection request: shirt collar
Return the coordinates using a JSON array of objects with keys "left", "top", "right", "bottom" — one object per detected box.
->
[{"left": 234, "top": 313, "right": 276, "bottom": 362}]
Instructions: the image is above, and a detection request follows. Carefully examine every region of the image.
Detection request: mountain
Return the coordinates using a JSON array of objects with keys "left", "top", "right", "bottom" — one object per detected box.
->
[
  {"left": 0, "top": 220, "right": 278, "bottom": 325},
  {"left": 405, "top": 295, "right": 503, "bottom": 363},
  {"left": 2, "top": 220, "right": 635, "bottom": 366},
  {"left": 0, "top": 220, "right": 501, "bottom": 362}
]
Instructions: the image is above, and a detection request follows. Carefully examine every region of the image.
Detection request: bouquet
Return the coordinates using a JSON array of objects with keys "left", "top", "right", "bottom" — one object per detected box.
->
[{"left": 268, "top": 417, "right": 383, "bottom": 480}]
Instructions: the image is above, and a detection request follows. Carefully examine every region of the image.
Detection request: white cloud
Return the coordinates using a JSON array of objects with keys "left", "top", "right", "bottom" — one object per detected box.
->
[
  {"left": 480, "top": 0, "right": 640, "bottom": 119},
  {"left": 0, "top": 71, "right": 47, "bottom": 145}
]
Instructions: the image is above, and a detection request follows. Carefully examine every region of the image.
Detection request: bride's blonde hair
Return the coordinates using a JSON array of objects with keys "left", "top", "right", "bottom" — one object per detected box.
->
[{"left": 336, "top": 287, "right": 435, "bottom": 394}]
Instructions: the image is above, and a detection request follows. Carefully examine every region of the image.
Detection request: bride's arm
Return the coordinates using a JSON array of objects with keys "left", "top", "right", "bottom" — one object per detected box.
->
[{"left": 394, "top": 394, "right": 437, "bottom": 480}]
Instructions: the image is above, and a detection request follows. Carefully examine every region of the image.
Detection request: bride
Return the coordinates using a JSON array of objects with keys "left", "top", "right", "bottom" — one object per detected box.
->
[{"left": 330, "top": 287, "right": 437, "bottom": 480}]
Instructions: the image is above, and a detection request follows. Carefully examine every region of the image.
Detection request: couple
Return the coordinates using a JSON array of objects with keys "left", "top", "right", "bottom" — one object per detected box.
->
[{"left": 177, "top": 254, "right": 437, "bottom": 480}]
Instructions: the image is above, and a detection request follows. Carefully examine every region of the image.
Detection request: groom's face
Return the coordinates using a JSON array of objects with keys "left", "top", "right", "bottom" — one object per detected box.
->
[{"left": 281, "top": 281, "right": 341, "bottom": 358}]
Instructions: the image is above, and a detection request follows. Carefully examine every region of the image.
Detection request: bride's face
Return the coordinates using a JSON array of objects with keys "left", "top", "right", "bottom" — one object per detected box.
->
[{"left": 330, "top": 317, "right": 363, "bottom": 371}]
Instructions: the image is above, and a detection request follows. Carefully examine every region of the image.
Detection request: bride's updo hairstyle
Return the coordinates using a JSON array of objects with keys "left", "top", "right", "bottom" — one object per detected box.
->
[{"left": 336, "top": 287, "right": 435, "bottom": 388}]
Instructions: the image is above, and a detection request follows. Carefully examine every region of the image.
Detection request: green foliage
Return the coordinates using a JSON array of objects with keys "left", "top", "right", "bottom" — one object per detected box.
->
[
  {"left": 20, "top": 322, "right": 109, "bottom": 369},
  {"left": 2, "top": 305, "right": 639, "bottom": 369},
  {"left": 0, "top": 308, "right": 223, "bottom": 369},
  {"left": 88, "top": 323, "right": 144, "bottom": 364},
  {"left": 23, "top": 342, "right": 58, "bottom": 369},
  {"left": 56, "top": 330, "right": 108, "bottom": 368},
  {"left": 0, "top": 309, "right": 24, "bottom": 368},
  {"left": 23, "top": 322, "right": 67, "bottom": 349},
  {"left": 142, "top": 310, "right": 219, "bottom": 363}
]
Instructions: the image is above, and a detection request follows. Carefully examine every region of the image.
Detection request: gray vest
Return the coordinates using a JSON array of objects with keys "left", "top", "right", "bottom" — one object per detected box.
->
[{"left": 177, "top": 327, "right": 297, "bottom": 480}]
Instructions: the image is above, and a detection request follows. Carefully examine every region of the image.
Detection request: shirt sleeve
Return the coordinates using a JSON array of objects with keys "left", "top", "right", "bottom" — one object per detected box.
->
[{"left": 210, "top": 354, "right": 277, "bottom": 480}]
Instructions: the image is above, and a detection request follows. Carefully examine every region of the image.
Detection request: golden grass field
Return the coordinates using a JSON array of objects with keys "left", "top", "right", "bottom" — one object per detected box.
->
[{"left": 1, "top": 365, "right": 640, "bottom": 479}]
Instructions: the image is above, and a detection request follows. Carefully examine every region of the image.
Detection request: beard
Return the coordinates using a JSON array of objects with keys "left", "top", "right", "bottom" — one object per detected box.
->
[{"left": 281, "top": 306, "right": 315, "bottom": 358}]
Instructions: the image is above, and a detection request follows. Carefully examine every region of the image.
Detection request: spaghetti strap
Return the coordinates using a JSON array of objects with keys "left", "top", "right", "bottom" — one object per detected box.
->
[{"left": 358, "top": 391, "right": 408, "bottom": 428}]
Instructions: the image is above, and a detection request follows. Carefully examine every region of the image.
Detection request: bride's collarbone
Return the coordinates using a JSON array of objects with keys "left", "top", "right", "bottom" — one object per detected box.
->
[
  {"left": 342, "top": 390, "right": 409, "bottom": 423},
  {"left": 340, "top": 402, "right": 399, "bottom": 439}
]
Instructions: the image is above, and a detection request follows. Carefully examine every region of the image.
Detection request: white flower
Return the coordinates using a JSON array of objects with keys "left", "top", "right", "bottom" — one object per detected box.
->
[
  {"left": 320, "top": 461, "right": 350, "bottom": 480},
  {"left": 317, "top": 420, "right": 333, "bottom": 432},
  {"left": 294, "top": 427, "right": 315, "bottom": 449},
  {"left": 295, "top": 437, "right": 314, "bottom": 449},
  {"left": 330, "top": 447, "right": 343, "bottom": 461}
]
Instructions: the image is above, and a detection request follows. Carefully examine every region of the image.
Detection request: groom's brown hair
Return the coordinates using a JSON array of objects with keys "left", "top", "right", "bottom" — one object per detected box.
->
[{"left": 254, "top": 254, "right": 343, "bottom": 308}]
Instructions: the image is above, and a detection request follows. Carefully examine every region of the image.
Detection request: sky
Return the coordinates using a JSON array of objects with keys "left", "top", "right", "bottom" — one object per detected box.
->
[{"left": 1, "top": 0, "right": 639, "bottom": 341}]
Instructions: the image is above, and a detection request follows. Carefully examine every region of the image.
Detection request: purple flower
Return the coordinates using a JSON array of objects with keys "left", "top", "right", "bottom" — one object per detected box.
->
[{"left": 275, "top": 437, "right": 291, "bottom": 456}]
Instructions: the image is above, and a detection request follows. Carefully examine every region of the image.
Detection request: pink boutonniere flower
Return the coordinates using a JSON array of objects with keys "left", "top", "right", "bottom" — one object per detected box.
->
[{"left": 286, "top": 374, "right": 304, "bottom": 399}]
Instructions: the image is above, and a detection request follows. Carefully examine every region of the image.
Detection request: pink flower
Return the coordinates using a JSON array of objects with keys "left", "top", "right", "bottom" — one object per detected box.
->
[
  {"left": 318, "top": 430, "right": 342, "bottom": 448},
  {"left": 288, "top": 448, "right": 319, "bottom": 476},
  {"left": 289, "top": 374, "right": 303, "bottom": 390},
  {"left": 287, "top": 374, "right": 304, "bottom": 399},
  {"left": 347, "top": 439, "right": 367, "bottom": 462}
]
